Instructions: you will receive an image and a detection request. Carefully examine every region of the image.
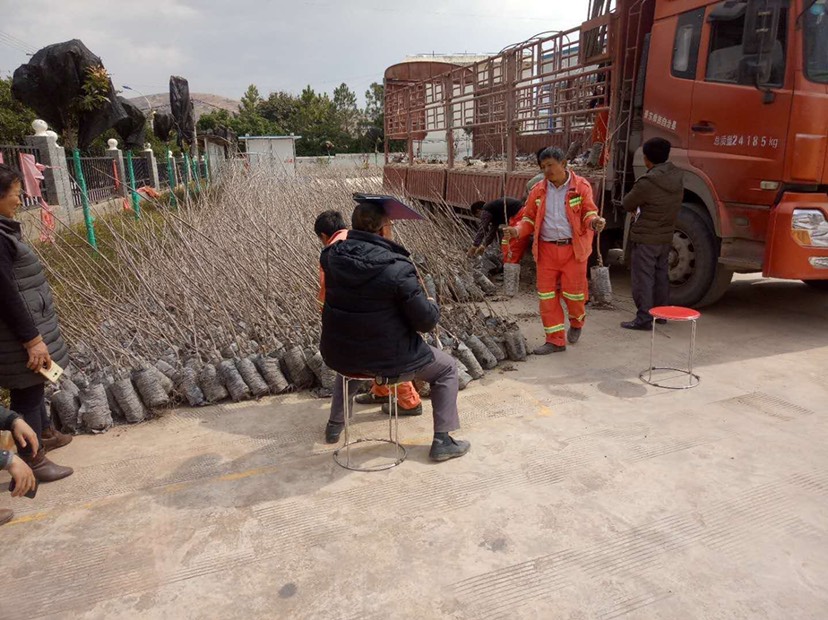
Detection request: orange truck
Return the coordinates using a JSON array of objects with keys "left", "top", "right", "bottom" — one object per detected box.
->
[{"left": 382, "top": 0, "right": 828, "bottom": 306}]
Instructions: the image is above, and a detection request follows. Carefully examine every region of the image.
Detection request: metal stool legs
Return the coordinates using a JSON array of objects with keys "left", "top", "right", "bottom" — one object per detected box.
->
[
  {"left": 333, "top": 376, "right": 407, "bottom": 471},
  {"left": 640, "top": 318, "right": 700, "bottom": 389}
]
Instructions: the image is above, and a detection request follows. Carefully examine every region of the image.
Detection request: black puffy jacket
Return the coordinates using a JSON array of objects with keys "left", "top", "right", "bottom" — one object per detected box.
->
[
  {"left": 622, "top": 162, "right": 684, "bottom": 245},
  {"left": 320, "top": 230, "right": 438, "bottom": 378}
]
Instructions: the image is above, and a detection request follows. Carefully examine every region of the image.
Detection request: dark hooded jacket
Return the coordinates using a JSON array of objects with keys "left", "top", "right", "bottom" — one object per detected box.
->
[
  {"left": 320, "top": 230, "right": 438, "bottom": 378},
  {"left": 622, "top": 162, "right": 684, "bottom": 245}
]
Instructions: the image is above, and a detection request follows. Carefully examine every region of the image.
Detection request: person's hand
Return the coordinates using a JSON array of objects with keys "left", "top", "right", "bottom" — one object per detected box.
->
[
  {"left": 24, "top": 338, "right": 51, "bottom": 372},
  {"left": 466, "top": 246, "right": 479, "bottom": 258},
  {"left": 11, "top": 418, "right": 39, "bottom": 455},
  {"left": 502, "top": 226, "right": 519, "bottom": 240},
  {"left": 474, "top": 246, "right": 486, "bottom": 257},
  {"left": 591, "top": 217, "right": 607, "bottom": 233},
  {"left": 7, "top": 455, "right": 36, "bottom": 498}
]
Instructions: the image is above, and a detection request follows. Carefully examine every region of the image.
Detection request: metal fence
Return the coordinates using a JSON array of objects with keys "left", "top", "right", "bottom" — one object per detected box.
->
[
  {"left": 132, "top": 156, "right": 152, "bottom": 188},
  {"left": 157, "top": 162, "right": 171, "bottom": 188},
  {"left": 0, "top": 144, "right": 50, "bottom": 209},
  {"left": 66, "top": 156, "right": 120, "bottom": 206}
]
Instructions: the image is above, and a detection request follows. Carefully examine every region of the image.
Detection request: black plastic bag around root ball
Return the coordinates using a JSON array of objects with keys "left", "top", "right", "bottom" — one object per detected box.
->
[
  {"left": 465, "top": 335, "right": 498, "bottom": 370},
  {"left": 155, "top": 359, "right": 177, "bottom": 380},
  {"left": 281, "top": 346, "right": 315, "bottom": 390},
  {"left": 480, "top": 335, "right": 507, "bottom": 362},
  {"left": 455, "top": 360, "right": 473, "bottom": 391},
  {"left": 235, "top": 357, "right": 269, "bottom": 398},
  {"left": 455, "top": 343, "right": 485, "bottom": 379},
  {"left": 51, "top": 390, "right": 81, "bottom": 434},
  {"left": 173, "top": 367, "right": 206, "bottom": 407},
  {"left": 133, "top": 368, "right": 171, "bottom": 409},
  {"left": 218, "top": 359, "right": 251, "bottom": 402},
  {"left": 198, "top": 364, "right": 229, "bottom": 403},
  {"left": 79, "top": 384, "right": 113, "bottom": 432},
  {"left": 253, "top": 355, "right": 289, "bottom": 394},
  {"left": 503, "top": 330, "right": 528, "bottom": 361},
  {"left": 306, "top": 350, "right": 336, "bottom": 390},
  {"left": 111, "top": 378, "right": 146, "bottom": 423}
]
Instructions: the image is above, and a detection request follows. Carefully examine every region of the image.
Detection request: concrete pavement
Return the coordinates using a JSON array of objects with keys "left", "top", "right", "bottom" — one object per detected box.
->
[{"left": 1, "top": 273, "right": 827, "bottom": 619}]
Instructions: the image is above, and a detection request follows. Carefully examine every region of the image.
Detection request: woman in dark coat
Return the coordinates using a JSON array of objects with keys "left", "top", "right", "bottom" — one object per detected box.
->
[{"left": 0, "top": 164, "right": 72, "bottom": 482}]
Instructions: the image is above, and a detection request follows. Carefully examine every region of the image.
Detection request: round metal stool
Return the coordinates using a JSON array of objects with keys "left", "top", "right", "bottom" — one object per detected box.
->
[
  {"left": 639, "top": 306, "right": 701, "bottom": 390},
  {"left": 333, "top": 374, "right": 407, "bottom": 472}
]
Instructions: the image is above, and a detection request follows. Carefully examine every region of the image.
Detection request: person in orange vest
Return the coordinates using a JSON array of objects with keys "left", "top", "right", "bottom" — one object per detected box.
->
[
  {"left": 503, "top": 147, "right": 606, "bottom": 354},
  {"left": 314, "top": 211, "right": 422, "bottom": 417}
]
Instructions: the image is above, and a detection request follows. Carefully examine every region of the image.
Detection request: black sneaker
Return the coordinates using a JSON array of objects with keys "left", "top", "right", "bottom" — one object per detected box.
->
[
  {"left": 533, "top": 342, "right": 566, "bottom": 355},
  {"left": 429, "top": 436, "right": 471, "bottom": 462},
  {"left": 355, "top": 392, "right": 385, "bottom": 405},
  {"left": 567, "top": 327, "right": 582, "bottom": 344},
  {"left": 381, "top": 402, "right": 423, "bottom": 416},
  {"left": 325, "top": 421, "right": 344, "bottom": 444}
]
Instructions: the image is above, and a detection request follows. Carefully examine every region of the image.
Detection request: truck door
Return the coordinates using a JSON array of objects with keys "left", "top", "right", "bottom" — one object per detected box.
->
[{"left": 688, "top": 0, "right": 794, "bottom": 206}]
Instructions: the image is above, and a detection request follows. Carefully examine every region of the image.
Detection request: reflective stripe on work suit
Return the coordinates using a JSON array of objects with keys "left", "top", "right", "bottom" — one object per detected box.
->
[{"left": 318, "top": 228, "right": 420, "bottom": 408}]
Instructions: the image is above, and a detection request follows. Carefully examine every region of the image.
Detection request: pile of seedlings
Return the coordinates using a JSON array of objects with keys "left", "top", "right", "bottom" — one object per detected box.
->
[{"left": 36, "top": 163, "right": 530, "bottom": 433}]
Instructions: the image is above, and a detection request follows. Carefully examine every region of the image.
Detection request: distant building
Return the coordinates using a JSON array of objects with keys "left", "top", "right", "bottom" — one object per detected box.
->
[{"left": 239, "top": 135, "right": 301, "bottom": 176}]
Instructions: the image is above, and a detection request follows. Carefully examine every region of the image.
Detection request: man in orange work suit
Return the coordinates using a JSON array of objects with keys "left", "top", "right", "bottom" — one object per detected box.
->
[
  {"left": 314, "top": 211, "right": 423, "bottom": 419},
  {"left": 503, "top": 147, "right": 606, "bottom": 354}
]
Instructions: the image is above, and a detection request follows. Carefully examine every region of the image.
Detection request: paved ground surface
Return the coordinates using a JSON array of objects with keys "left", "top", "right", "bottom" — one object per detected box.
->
[{"left": 1, "top": 273, "right": 827, "bottom": 619}]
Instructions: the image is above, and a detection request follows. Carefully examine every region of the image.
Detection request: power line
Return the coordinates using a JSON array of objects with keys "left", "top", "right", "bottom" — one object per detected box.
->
[{"left": 0, "top": 30, "right": 37, "bottom": 55}]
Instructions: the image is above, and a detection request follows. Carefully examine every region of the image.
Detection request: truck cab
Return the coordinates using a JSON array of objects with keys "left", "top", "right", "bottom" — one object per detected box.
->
[{"left": 640, "top": 0, "right": 828, "bottom": 302}]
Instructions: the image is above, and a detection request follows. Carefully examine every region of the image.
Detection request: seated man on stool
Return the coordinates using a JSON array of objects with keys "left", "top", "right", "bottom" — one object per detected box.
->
[
  {"left": 320, "top": 197, "right": 470, "bottom": 462},
  {"left": 314, "top": 210, "right": 422, "bottom": 417}
]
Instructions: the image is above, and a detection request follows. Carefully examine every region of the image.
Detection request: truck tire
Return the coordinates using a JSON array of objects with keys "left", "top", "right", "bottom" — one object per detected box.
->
[
  {"left": 802, "top": 280, "right": 828, "bottom": 291},
  {"left": 668, "top": 206, "right": 718, "bottom": 307},
  {"left": 696, "top": 264, "right": 734, "bottom": 307}
]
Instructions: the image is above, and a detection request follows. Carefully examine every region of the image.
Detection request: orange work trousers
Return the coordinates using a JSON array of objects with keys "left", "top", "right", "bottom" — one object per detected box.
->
[
  {"left": 370, "top": 381, "right": 421, "bottom": 408},
  {"left": 501, "top": 208, "right": 532, "bottom": 265},
  {"left": 537, "top": 241, "right": 587, "bottom": 346}
]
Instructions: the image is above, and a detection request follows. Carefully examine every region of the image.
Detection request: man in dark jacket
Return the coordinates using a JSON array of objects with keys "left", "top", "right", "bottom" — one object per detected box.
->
[
  {"left": 621, "top": 138, "right": 684, "bottom": 329},
  {"left": 320, "top": 200, "right": 470, "bottom": 462}
]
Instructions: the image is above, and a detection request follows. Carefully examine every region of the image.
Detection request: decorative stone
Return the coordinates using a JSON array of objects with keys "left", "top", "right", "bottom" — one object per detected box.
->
[
  {"left": 32, "top": 119, "right": 48, "bottom": 136},
  {"left": 107, "top": 138, "right": 119, "bottom": 151}
]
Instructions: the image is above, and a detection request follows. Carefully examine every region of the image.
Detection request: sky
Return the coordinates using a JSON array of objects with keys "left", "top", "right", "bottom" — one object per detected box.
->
[{"left": 0, "top": 0, "right": 591, "bottom": 107}]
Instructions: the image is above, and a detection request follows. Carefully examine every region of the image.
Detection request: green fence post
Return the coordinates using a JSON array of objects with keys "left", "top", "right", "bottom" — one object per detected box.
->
[
  {"left": 203, "top": 150, "right": 212, "bottom": 184},
  {"left": 166, "top": 153, "right": 178, "bottom": 209},
  {"left": 191, "top": 154, "right": 200, "bottom": 195},
  {"left": 183, "top": 153, "right": 192, "bottom": 197},
  {"left": 125, "top": 150, "right": 141, "bottom": 219},
  {"left": 72, "top": 149, "right": 97, "bottom": 250}
]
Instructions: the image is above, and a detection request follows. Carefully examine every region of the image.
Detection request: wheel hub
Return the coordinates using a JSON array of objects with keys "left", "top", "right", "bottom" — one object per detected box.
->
[{"left": 670, "top": 230, "right": 695, "bottom": 285}]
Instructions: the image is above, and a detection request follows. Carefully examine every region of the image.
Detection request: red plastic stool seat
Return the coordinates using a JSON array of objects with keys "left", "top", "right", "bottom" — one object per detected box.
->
[
  {"left": 640, "top": 306, "right": 701, "bottom": 389},
  {"left": 650, "top": 306, "right": 701, "bottom": 322}
]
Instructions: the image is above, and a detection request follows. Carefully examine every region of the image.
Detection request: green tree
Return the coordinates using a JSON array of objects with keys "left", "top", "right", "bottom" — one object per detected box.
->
[
  {"left": 0, "top": 76, "right": 36, "bottom": 144},
  {"left": 332, "top": 82, "right": 359, "bottom": 150},
  {"left": 294, "top": 86, "right": 337, "bottom": 156},
  {"left": 259, "top": 91, "right": 301, "bottom": 135}
]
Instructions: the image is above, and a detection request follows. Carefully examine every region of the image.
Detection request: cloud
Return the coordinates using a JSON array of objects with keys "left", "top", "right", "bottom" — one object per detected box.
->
[{"left": 1, "top": 0, "right": 591, "bottom": 105}]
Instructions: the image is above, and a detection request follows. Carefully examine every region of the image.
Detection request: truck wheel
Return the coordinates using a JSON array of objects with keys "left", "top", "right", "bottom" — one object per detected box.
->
[
  {"left": 802, "top": 280, "right": 828, "bottom": 291},
  {"left": 668, "top": 206, "right": 718, "bottom": 307},
  {"left": 696, "top": 264, "right": 734, "bottom": 307}
]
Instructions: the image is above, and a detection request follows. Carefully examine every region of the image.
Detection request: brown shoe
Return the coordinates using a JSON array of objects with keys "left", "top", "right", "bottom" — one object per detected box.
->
[
  {"left": 42, "top": 426, "right": 73, "bottom": 452},
  {"left": 22, "top": 449, "right": 73, "bottom": 483},
  {"left": 0, "top": 508, "right": 13, "bottom": 526}
]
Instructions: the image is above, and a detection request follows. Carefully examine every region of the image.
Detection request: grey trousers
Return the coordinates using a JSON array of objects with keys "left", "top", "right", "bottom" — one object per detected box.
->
[
  {"left": 328, "top": 345, "right": 461, "bottom": 433},
  {"left": 632, "top": 242, "right": 671, "bottom": 325}
]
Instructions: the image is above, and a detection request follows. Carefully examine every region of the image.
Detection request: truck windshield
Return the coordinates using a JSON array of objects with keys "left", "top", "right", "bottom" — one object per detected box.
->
[{"left": 804, "top": 0, "right": 828, "bottom": 83}]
